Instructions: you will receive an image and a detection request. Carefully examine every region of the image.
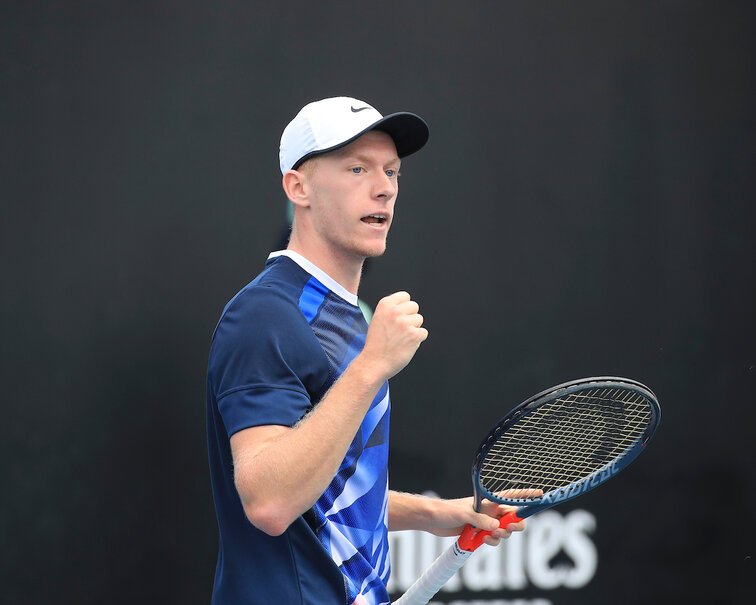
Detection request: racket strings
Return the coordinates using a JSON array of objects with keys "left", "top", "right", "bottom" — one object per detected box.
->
[{"left": 480, "top": 387, "right": 653, "bottom": 499}]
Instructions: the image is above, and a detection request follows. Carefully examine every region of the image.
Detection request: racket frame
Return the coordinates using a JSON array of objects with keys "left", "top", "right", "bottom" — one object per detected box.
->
[
  {"left": 471, "top": 376, "right": 661, "bottom": 516},
  {"left": 394, "top": 376, "right": 661, "bottom": 605}
]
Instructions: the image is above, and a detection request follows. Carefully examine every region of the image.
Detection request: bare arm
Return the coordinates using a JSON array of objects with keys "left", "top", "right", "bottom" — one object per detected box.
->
[
  {"left": 231, "top": 292, "right": 427, "bottom": 536},
  {"left": 231, "top": 356, "right": 385, "bottom": 535},
  {"left": 388, "top": 491, "right": 531, "bottom": 546}
]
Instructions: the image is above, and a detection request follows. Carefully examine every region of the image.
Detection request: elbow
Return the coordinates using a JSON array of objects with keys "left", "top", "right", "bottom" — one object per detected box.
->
[{"left": 242, "top": 501, "right": 296, "bottom": 537}]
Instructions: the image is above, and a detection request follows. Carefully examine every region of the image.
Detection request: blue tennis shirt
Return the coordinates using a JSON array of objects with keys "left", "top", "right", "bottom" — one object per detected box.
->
[{"left": 207, "top": 251, "right": 391, "bottom": 605}]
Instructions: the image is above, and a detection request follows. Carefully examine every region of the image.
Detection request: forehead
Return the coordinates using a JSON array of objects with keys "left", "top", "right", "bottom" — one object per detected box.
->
[{"left": 331, "top": 130, "right": 399, "bottom": 161}]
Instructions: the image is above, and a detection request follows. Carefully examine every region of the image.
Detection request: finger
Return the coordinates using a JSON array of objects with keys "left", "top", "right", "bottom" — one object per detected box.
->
[
  {"left": 479, "top": 499, "right": 518, "bottom": 517},
  {"left": 407, "top": 313, "right": 424, "bottom": 328},
  {"left": 496, "top": 488, "right": 543, "bottom": 500},
  {"left": 489, "top": 517, "right": 525, "bottom": 534},
  {"left": 471, "top": 513, "right": 501, "bottom": 533},
  {"left": 505, "top": 520, "right": 526, "bottom": 532},
  {"left": 494, "top": 503, "right": 519, "bottom": 515},
  {"left": 489, "top": 527, "right": 514, "bottom": 540},
  {"left": 384, "top": 291, "right": 411, "bottom": 305},
  {"left": 396, "top": 300, "right": 420, "bottom": 315},
  {"left": 484, "top": 528, "right": 515, "bottom": 544},
  {"left": 483, "top": 535, "right": 502, "bottom": 547},
  {"left": 482, "top": 526, "right": 517, "bottom": 546}
]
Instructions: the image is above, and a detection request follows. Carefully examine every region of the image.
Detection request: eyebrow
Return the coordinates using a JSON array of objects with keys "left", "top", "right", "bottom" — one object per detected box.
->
[{"left": 342, "top": 152, "right": 401, "bottom": 167}]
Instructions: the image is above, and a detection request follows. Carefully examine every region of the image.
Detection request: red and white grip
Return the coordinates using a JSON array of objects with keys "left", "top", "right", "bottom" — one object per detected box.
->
[{"left": 393, "top": 511, "right": 522, "bottom": 605}]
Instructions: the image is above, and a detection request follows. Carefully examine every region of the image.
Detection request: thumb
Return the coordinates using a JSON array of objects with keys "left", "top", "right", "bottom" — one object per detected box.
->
[{"left": 471, "top": 512, "right": 501, "bottom": 532}]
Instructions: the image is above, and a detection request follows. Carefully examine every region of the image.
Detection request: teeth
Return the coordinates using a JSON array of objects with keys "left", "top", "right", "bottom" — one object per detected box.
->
[{"left": 362, "top": 214, "right": 387, "bottom": 226}]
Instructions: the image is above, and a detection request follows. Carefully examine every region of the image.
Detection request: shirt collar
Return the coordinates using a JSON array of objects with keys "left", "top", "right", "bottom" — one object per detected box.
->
[{"left": 267, "top": 250, "right": 359, "bottom": 306}]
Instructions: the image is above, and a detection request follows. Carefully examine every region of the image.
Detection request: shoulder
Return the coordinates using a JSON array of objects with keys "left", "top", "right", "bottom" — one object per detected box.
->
[
  {"left": 208, "top": 259, "right": 331, "bottom": 380},
  {"left": 208, "top": 265, "right": 333, "bottom": 407},
  {"left": 213, "top": 257, "right": 313, "bottom": 339},
  {"left": 212, "top": 287, "right": 313, "bottom": 358},
  {"left": 226, "top": 281, "right": 301, "bottom": 322}
]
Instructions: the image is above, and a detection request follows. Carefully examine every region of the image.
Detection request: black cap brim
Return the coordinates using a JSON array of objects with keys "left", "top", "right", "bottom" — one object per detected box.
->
[{"left": 372, "top": 112, "right": 430, "bottom": 159}]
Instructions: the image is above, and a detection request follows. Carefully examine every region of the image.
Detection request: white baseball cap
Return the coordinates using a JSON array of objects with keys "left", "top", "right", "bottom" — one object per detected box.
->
[{"left": 279, "top": 96, "right": 429, "bottom": 174}]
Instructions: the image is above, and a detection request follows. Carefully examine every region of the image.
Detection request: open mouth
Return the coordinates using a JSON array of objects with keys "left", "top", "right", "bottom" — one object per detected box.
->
[{"left": 361, "top": 214, "right": 388, "bottom": 226}]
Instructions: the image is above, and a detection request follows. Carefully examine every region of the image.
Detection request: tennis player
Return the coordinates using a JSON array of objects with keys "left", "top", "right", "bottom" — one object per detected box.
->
[{"left": 206, "top": 97, "right": 527, "bottom": 605}]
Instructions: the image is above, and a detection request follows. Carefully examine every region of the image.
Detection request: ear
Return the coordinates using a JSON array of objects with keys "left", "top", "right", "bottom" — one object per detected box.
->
[{"left": 282, "top": 169, "right": 310, "bottom": 209}]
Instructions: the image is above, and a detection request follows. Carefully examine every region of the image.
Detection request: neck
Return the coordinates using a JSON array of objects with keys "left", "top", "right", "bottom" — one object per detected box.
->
[{"left": 286, "top": 239, "right": 363, "bottom": 296}]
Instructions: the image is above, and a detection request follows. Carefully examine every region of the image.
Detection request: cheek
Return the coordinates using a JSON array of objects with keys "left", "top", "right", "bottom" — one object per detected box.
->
[{"left": 312, "top": 196, "right": 351, "bottom": 233}]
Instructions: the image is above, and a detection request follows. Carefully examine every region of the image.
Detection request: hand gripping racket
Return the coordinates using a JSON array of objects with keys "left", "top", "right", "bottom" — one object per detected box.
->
[{"left": 394, "top": 376, "right": 660, "bottom": 605}]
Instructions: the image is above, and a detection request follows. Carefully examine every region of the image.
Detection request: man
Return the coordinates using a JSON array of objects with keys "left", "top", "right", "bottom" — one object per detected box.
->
[{"left": 206, "top": 97, "right": 527, "bottom": 604}]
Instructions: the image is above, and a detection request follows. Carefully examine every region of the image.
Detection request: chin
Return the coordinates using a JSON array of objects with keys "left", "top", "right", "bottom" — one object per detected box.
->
[
  {"left": 348, "top": 237, "right": 388, "bottom": 259},
  {"left": 362, "top": 243, "right": 388, "bottom": 258}
]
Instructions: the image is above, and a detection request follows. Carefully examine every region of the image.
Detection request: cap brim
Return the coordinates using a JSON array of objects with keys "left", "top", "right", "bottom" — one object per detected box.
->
[{"left": 291, "top": 112, "right": 429, "bottom": 170}]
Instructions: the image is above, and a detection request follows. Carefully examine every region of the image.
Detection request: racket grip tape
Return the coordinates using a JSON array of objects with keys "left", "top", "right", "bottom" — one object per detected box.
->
[
  {"left": 393, "top": 542, "right": 472, "bottom": 605},
  {"left": 457, "top": 510, "right": 524, "bottom": 552}
]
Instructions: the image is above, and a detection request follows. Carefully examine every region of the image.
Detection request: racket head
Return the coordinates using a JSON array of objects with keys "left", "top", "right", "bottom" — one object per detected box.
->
[{"left": 471, "top": 376, "right": 660, "bottom": 517}]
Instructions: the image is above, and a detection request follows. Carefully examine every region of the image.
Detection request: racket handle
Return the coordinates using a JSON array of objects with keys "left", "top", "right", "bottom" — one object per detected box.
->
[
  {"left": 393, "top": 512, "right": 523, "bottom": 604},
  {"left": 393, "top": 541, "right": 472, "bottom": 605},
  {"left": 457, "top": 510, "right": 524, "bottom": 552}
]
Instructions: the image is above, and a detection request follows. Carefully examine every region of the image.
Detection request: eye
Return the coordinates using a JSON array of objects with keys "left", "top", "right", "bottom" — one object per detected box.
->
[
  {"left": 385, "top": 169, "right": 399, "bottom": 178},
  {"left": 350, "top": 167, "right": 363, "bottom": 174}
]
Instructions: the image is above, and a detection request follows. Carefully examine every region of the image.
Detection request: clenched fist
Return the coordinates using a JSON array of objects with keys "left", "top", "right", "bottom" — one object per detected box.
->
[{"left": 360, "top": 291, "right": 428, "bottom": 381}]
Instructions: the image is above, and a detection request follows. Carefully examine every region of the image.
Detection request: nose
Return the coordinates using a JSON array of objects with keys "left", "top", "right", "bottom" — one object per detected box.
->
[{"left": 373, "top": 171, "right": 397, "bottom": 200}]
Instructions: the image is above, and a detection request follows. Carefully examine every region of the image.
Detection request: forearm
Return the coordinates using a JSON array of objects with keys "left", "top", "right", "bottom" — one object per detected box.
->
[
  {"left": 389, "top": 491, "right": 520, "bottom": 544},
  {"left": 234, "top": 354, "right": 386, "bottom": 534},
  {"left": 387, "top": 490, "right": 437, "bottom": 532}
]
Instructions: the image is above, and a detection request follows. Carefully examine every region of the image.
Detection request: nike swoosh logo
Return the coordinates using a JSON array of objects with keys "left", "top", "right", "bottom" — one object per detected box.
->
[{"left": 351, "top": 106, "right": 371, "bottom": 113}]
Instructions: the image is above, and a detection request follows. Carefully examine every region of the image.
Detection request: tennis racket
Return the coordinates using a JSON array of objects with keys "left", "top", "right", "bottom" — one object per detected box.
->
[{"left": 394, "top": 376, "right": 660, "bottom": 605}]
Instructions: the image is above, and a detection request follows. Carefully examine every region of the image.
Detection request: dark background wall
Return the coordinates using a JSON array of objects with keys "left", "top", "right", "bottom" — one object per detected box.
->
[{"left": 2, "top": 2, "right": 754, "bottom": 604}]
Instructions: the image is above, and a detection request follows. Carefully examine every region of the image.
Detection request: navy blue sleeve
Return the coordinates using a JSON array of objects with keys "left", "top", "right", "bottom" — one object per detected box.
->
[{"left": 209, "top": 284, "right": 329, "bottom": 437}]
